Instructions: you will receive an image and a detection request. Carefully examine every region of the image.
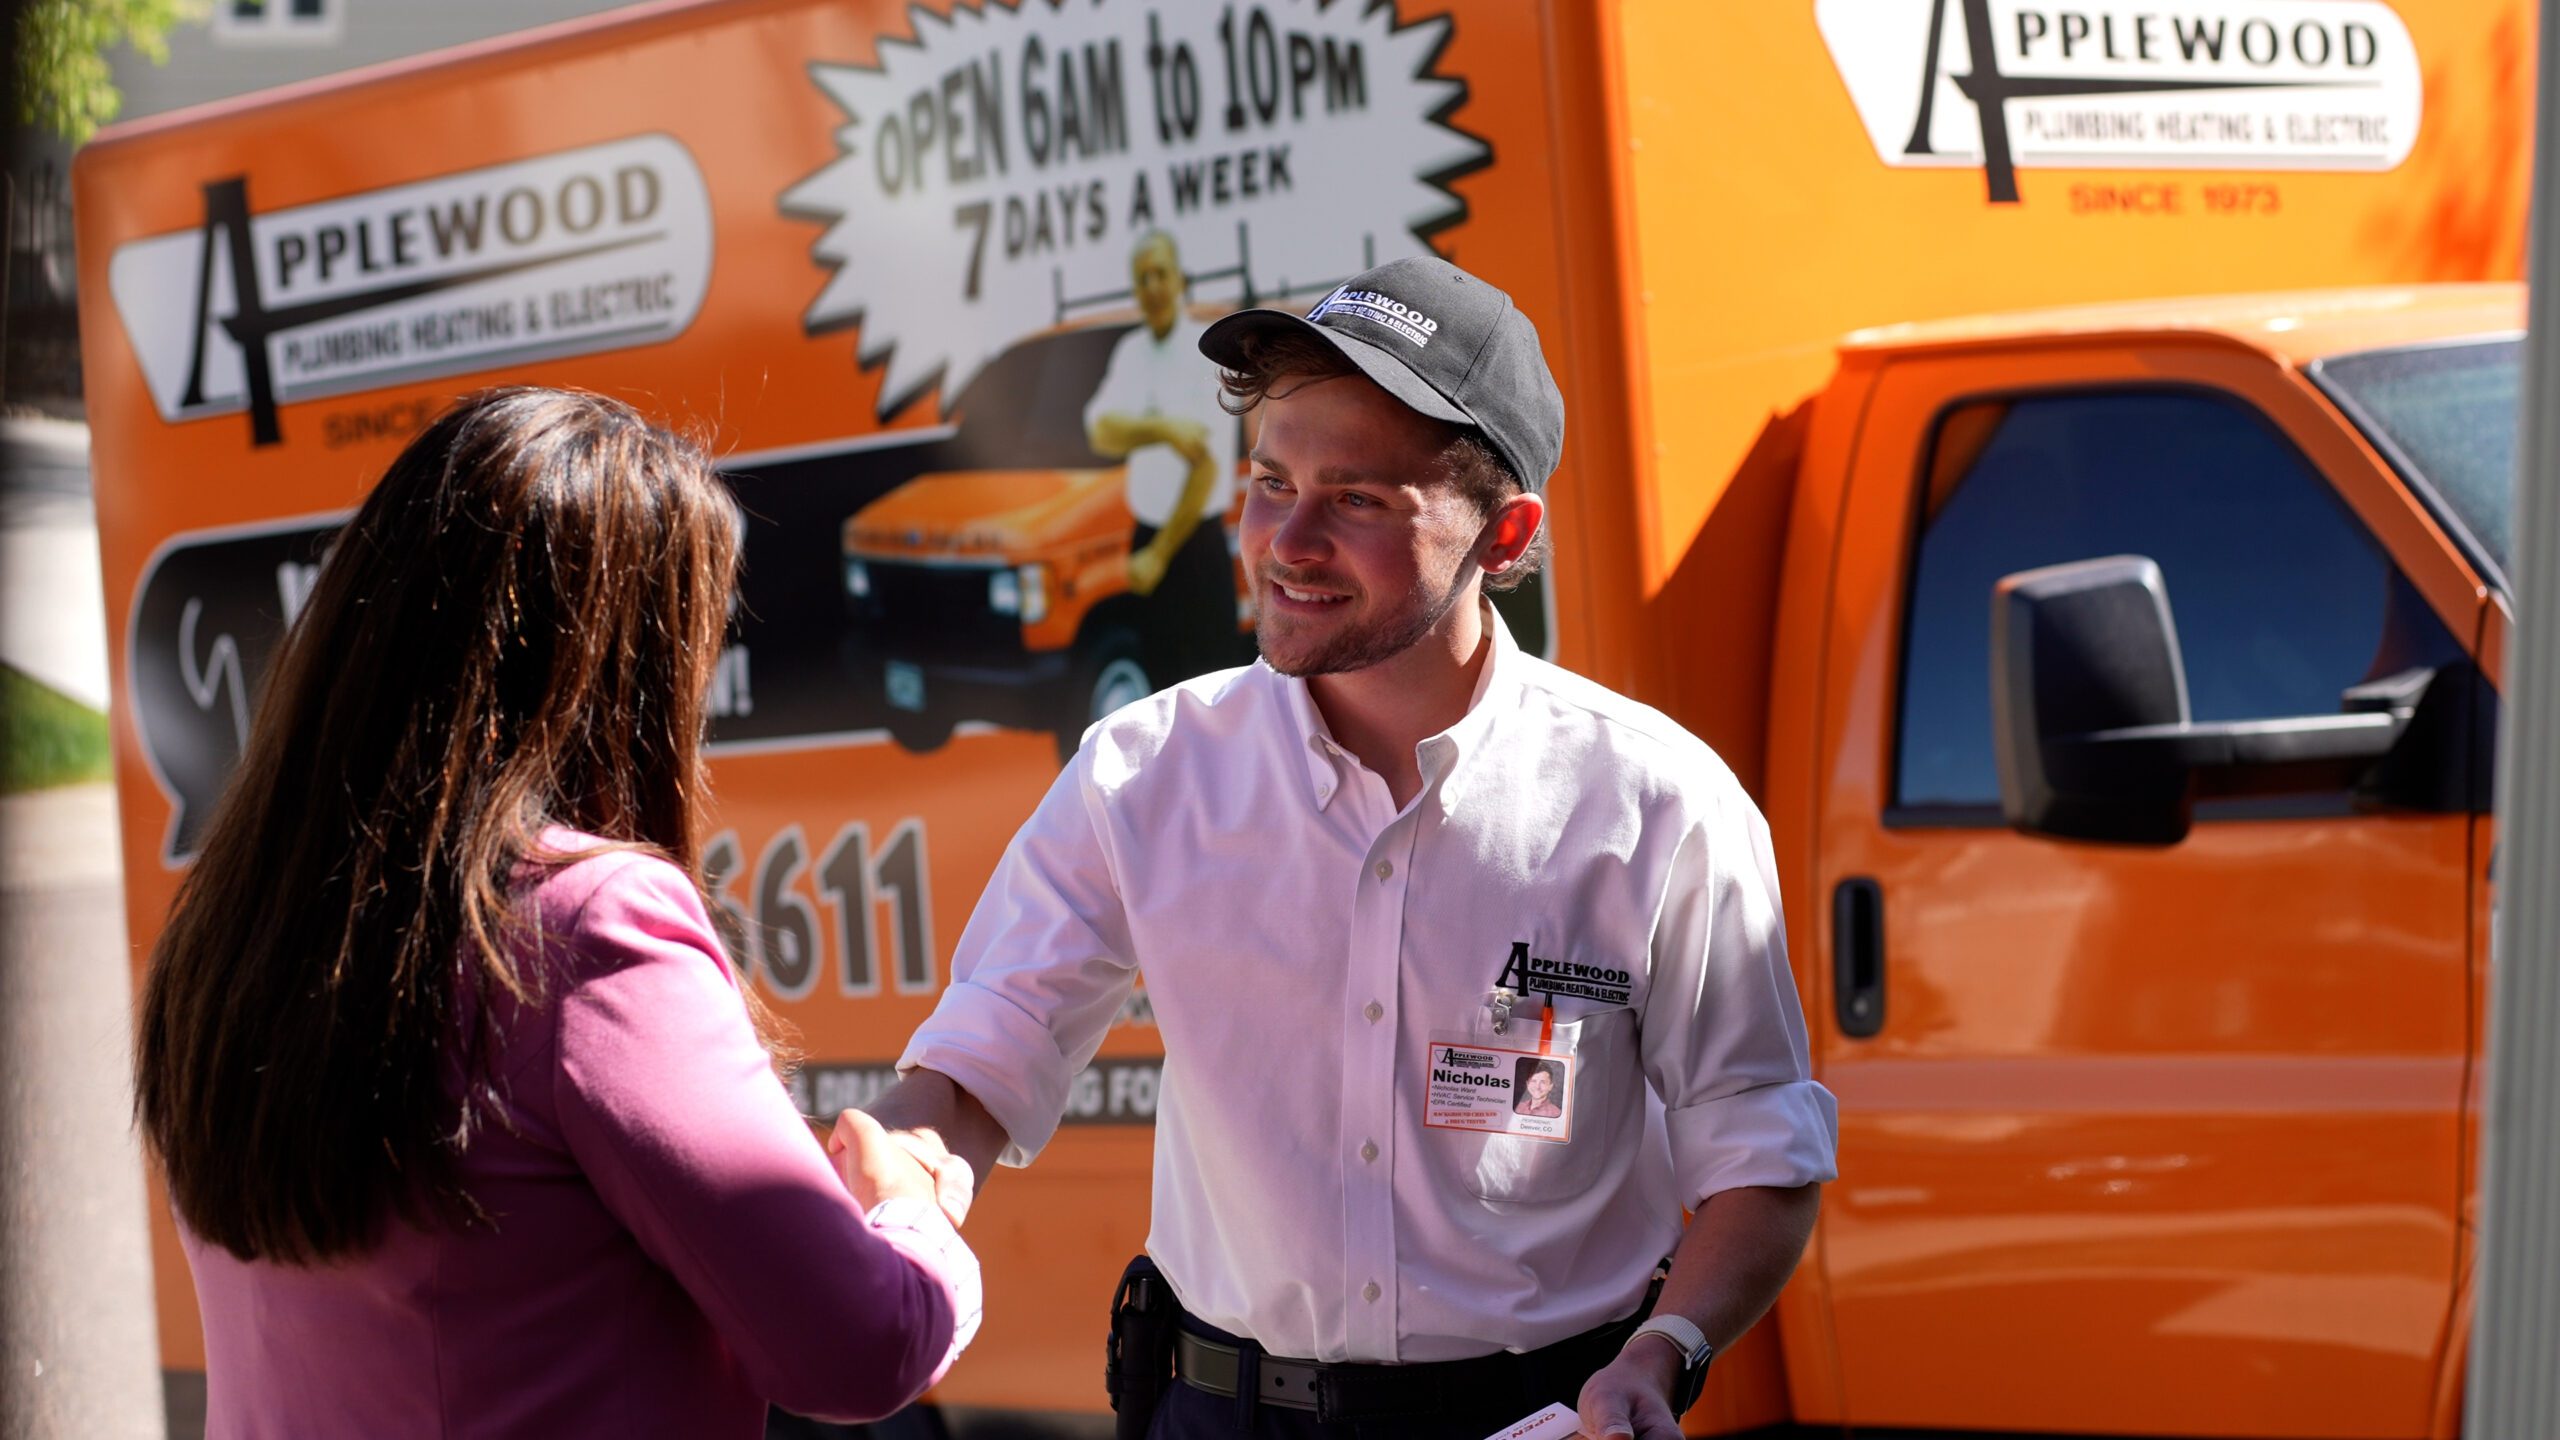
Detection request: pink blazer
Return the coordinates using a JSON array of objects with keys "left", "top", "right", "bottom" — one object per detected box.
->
[{"left": 182, "top": 839, "right": 979, "bottom": 1438}]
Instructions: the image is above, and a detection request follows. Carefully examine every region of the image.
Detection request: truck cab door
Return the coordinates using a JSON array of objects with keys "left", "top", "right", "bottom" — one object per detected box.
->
[{"left": 1807, "top": 342, "right": 2486, "bottom": 1437}]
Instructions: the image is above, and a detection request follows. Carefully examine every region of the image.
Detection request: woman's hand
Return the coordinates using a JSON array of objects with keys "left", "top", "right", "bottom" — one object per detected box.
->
[{"left": 828, "top": 1108, "right": 975, "bottom": 1226}]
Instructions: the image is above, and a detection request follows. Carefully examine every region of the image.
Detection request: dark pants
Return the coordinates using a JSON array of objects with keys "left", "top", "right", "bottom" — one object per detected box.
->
[
  {"left": 1143, "top": 1376, "right": 1575, "bottom": 1440},
  {"left": 1131, "top": 520, "right": 1240, "bottom": 683}
]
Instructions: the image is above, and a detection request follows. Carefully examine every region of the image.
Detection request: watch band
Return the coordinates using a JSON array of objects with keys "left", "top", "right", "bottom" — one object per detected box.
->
[
  {"left": 1624, "top": 1315, "right": 1714, "bottom": 1411},
  {"left": 1626, "top": 1315, "right": 1710, "bottom": 1366}
]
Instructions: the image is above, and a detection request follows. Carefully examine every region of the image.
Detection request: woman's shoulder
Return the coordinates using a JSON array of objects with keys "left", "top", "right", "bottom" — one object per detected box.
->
[
  {"left": 525, "top": 827, "right": 679, "bottom": 899},
  {"left": 520, "top": 830, "right": 716, "bottom": 961}
]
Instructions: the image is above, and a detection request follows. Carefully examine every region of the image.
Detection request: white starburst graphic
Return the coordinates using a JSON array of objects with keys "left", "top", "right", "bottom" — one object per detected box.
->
[{"left": 783, "top": 0, "right": 1488, "bottom": 417}]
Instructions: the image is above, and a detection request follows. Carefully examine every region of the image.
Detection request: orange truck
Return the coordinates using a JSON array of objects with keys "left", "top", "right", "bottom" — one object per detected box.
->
[{"left": 73, "top": 1, "right": 2533, "bottom": 1435}]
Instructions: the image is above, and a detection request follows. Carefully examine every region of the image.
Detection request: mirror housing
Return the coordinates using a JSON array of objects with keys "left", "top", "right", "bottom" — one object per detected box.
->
[{"left": 1991, "top": 556, "right": 2408, "bottom": 844}]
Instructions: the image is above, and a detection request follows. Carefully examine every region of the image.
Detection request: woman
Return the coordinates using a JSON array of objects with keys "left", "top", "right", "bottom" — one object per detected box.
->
[{"left": 134, "top": 388, "right": 977, "bottom": 1437}]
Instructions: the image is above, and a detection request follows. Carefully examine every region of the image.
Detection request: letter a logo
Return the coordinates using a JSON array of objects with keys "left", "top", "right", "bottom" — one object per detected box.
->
[{"left": 1496, "top": 941, "right": 1535, "bottom": 992}]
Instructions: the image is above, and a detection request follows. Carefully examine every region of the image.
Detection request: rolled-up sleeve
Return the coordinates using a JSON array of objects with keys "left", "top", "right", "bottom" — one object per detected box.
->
[
  {"left": 897, "top": 752, "right": 1139, "bottom": 1166},
  {"left": 553, "top": 856, "right": 981, "bottom": 1423},
  {"left": 1640, "top": 782, "right": 1839, "bottom": 1207}
]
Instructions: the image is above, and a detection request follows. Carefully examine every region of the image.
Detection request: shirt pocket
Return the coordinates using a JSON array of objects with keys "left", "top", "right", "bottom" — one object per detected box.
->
[{"left": 1437, "top": 1006, "right": 1636, "bottom": 1206}]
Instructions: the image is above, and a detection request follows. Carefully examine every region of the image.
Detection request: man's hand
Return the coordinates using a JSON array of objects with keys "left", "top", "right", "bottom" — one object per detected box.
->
[
  {"left": 859, "top": 1068, "right": 1011, "bottom": 1200},
  {"left": 885, "top": 1125, "right": 977, "bottom": 1225},
  {"left": 1575, "top": 1340, "right": 1685, "bottom": 1440},
  {"left": 1161, "top": 418, "right": 1210, "bottom": 467},
  {"left": 1091, "top": 412, "right": 1198, "bottom": 461},
  {"left": 827, "top": 1107, "right": 974, "bottom": 1226},
  {"left": 1575, "top": 1183, "right": 1818, "bottom": 1436},
  {"left": 1128, "top": 544, "right": 1170, "bottom": 596}
]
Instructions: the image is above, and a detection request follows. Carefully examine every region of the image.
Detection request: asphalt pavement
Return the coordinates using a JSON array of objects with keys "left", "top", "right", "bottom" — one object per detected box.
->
[
  {"left": 0, "top": 784, "right": 164, "bottom": 1440},
  {"left": 1, "top": 415, "right": 167, "bottom": 1437}
]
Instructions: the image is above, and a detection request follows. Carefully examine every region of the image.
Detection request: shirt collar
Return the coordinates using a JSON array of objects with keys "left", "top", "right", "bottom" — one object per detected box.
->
[
  {"left": 1281, "top": 662, "right": 1346, "bottom": 810},
  {"left": 1280, "top": 600, "right": 1523, "bottom": 811},
  {"left": 1434, "top": 599, "right": 1521, "bottom": 775}
]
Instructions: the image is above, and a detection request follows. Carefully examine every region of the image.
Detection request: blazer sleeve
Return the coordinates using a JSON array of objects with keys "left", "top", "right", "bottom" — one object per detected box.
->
[{"left": 548, "top": 855, "right": 983, "bottom": 1423}]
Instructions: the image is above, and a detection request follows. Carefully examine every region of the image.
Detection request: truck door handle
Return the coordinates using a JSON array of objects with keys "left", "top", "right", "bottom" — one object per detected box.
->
[{"left": 1833, "top": 877, "right": 1885, "bottom": 1038}]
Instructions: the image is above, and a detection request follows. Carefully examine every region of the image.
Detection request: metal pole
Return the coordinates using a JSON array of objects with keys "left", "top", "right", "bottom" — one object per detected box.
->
[{"left": 2465, "top": 1, "right": 2560, "bottom": 1434}]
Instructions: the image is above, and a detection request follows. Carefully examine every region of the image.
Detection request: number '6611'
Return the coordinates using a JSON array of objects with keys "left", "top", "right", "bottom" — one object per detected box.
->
[{"left": 702, "top": 820, "right": 936, "bottom": 1002}]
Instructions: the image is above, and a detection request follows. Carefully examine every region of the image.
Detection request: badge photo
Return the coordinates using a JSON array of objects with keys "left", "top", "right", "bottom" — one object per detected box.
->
[{"left": 1424, "top": 1037, "right": 1574, "bottom": 1144}]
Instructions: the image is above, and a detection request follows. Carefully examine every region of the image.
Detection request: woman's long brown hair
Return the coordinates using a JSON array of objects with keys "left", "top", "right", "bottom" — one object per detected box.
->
[{"left": 135, "top": 387, "right": 787, "bottom": 1265}]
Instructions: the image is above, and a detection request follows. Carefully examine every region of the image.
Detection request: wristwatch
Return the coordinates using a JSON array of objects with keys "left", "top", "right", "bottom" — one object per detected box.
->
[{"left": 1623, "top": 1314, "right": 1714, "bottom": 1412}]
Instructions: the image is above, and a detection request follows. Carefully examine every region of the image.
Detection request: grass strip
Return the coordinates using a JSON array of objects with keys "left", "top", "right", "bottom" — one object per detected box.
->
[{"left": 0, "top": 662, "right": 111, "bottom": 794}]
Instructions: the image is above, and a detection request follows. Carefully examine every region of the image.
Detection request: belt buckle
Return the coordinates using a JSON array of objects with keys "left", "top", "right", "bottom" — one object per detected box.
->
[{"left": 1175, "top": 1329, "right": 1327, "bottom": 1413}]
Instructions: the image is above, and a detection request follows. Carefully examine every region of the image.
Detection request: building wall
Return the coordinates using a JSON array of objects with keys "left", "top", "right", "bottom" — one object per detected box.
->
[
  {"left": 107, "top": 0, "right": 641, "bottom": 121},
  {"left": 6, "top": 0, "right": 646, "bottom": 405}
]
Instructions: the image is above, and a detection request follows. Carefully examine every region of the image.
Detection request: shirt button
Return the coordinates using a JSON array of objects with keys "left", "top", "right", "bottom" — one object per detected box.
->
[
  {"left": 1360, "top": 1140, "right": 1379, "bottom": 1162},
  {"left": 1362, "top": 1281, "right": 1382, "bottom": 1303},
  {"left": 1363, "top": 1000, "right": 1384, "bottom": 1023},
  {"left": 1374, "top": 860, "right": 1394, "bottom": 880},
  {"left": 1317, "top": 786, "right": 1332, "bottom": 802}
]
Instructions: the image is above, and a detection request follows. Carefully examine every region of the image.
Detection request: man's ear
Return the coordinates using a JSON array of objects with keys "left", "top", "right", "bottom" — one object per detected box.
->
[{"left": 1478, "top": 491, "right": 1546, "bottom": 575}]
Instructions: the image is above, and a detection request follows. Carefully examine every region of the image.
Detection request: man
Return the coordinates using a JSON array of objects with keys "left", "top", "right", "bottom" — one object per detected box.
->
[
  {"left": 1515, "top": 1061, "right": 1565, "bottom": 1120},
  {"left": 1084, "top": 229, "right": 1240, "bottom": 681},
  {"left": 850, "top": 256, "right": 1838, "bottom": 1440}
]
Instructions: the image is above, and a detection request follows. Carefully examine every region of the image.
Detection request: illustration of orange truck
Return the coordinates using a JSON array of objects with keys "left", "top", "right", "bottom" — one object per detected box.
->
[{"left": 836, "top": 308, "right": 1255, "bottom": 761}]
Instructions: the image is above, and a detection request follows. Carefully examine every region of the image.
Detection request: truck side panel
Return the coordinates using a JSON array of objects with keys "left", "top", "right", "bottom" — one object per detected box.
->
[
  {"left": 1607, "top": 0, "right": 2533, "bottom": 775},
  {"left": 70, "top": 0, "right": 1671, "bottom": 1420}
]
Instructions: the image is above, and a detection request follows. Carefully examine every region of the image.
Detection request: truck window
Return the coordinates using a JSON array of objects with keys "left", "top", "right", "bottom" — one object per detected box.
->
[
  {"left": 943, "top": 324, "right": 1129, "bottom": 471},
  {"left": 1890, "top": 389, "right": 2462, "bottom": 819},
  {"left": 2312, "top": 338, "right": 2522, "bottom": 587}
]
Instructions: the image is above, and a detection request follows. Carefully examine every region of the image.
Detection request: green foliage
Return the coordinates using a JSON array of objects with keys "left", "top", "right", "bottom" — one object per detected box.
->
[
  {"left": 14, "top": 0, "right": 205, "bottom": 144},
  {"left": 0, "top": 662, "right": 111, "bottom": 794}
]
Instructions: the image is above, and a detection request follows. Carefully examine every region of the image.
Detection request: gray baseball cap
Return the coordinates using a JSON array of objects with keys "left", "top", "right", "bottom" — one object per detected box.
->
[{"left": 1198, "top": 255, "right": 1564, "bottom": 492}]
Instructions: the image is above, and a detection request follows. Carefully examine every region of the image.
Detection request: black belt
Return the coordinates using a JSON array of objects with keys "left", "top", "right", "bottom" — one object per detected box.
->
[{"left": 1171, "top": 1312, "right": 1642, "bottom": 1422}]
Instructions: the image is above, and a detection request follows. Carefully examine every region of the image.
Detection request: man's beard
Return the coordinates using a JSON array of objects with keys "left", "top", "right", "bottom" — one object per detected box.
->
[{"left": 1255, "top": 564, "right": 1468, "bottom": 678}]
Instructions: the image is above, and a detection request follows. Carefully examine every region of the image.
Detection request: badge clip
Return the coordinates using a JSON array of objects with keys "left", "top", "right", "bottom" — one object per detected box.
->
[{"left": 1489, "top": 986, "right": 1517, "bottom": 1035}]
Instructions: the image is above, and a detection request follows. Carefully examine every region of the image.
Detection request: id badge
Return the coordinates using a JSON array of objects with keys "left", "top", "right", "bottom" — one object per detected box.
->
[{"left": 1423, "top": 1031, "right": 1575, "bottom": 1144}]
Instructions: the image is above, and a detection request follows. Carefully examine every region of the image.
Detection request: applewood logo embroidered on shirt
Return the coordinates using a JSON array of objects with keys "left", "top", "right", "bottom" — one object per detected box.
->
[{"left": 1495, "top": 941, "right": 1633, "bottom": 1007}]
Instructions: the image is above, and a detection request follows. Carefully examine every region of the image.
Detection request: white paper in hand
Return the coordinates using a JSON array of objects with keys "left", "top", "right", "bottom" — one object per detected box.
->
[{"left": 1481, "top": 1401, "right": 1583, "bottom": 1440}]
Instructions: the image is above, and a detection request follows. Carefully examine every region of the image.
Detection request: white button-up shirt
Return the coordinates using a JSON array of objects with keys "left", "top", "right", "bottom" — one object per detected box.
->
[
  {"left": 1082, "top": 314, "right": 1237, "bottom": 528},
  {"left": 899, "top": 611, "right": 1837, "bottom": 1363}
]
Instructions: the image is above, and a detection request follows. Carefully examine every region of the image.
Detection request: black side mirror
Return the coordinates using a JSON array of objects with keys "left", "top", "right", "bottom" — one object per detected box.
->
[{"left": 1991, "top": 556, "right": 2410, "bottom": 844}]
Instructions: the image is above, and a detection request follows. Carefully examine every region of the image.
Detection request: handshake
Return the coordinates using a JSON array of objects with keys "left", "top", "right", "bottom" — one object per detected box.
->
[{"left": 822, "top": 1108, "right": 977, "bottom": 1227}]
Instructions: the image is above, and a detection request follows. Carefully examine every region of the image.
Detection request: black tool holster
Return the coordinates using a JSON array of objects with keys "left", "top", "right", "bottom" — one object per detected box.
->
[{"left": 1105, "top": 1254, "right": 1178, "bottom": 1440}]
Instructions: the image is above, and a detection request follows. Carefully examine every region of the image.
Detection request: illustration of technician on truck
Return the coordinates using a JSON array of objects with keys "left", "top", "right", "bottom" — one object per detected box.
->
[{"left": 839, "top": 229, "right": 1257, "bottom": 760}]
